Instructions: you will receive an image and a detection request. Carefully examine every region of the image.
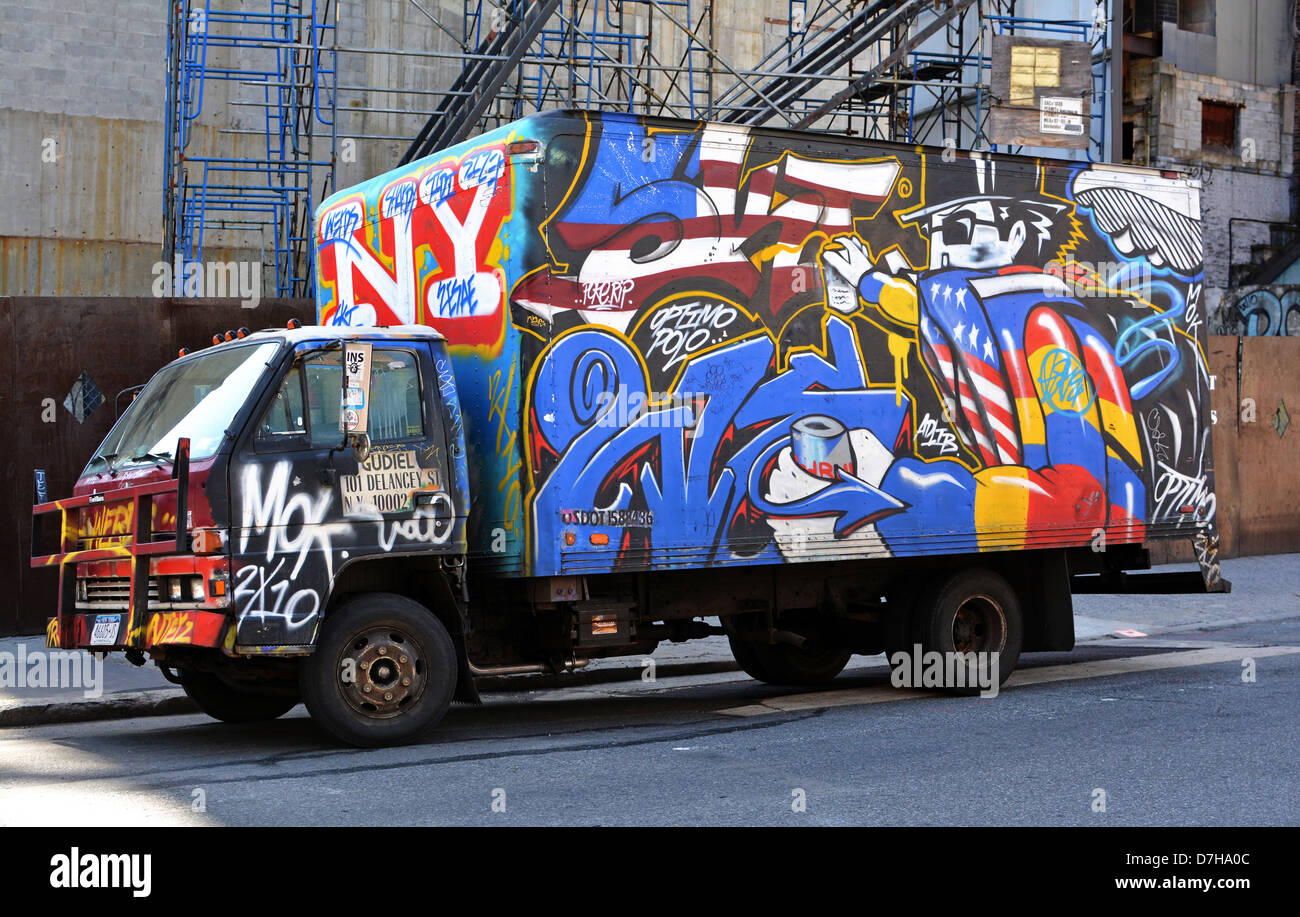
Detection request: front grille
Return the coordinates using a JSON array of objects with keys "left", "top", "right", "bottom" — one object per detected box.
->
[{"left": 77, "top": 576, "right": 159, "bottom": 610}]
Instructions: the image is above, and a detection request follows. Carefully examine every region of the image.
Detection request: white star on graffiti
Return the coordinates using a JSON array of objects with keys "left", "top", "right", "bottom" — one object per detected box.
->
[
  {"left": 930, "top": 282, "right": 941, "bottom": 300},
  {"left": 953, "top": 321, "right": 966, "bottom": 342},
  {"left": 942, "top": 285, "right": 952, "bottom": 303},
  {"left": 982, "top": 337, "right": 996, "bottom": 362},
  {"left": 967, "top": 324, "right": 979, "bottom": 350},
  {"left": 955, "top": 288, "right": 967, "bottom": 311}
]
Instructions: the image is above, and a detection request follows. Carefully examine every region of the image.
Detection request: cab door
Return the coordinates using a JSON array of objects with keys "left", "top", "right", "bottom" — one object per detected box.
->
[
  {"left": 329, "top": 342, "right": 456, "bottom": 556},
  {"left": 229, "top": 341, "right": 453, "bottom": 648}
]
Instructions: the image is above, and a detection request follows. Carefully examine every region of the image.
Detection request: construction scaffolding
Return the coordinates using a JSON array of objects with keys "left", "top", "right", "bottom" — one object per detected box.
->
[
  {"left": 163, "top": 0, "right": 1113, "bottom": 295},
  {"left": 163, "top": 0, "right": 337, "bottom": 298}
]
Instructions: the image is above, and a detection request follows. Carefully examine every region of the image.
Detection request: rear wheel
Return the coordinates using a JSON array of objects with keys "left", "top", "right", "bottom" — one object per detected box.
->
[
  {"left": 300, "top": 593, "right": 458, "bottom": 747},
  {"left": 179, "top": 669, "right": 299, "bottom": 723},
  {"left": 909, "top": 568, "right": 1022, "bottom": 694},
  {"left": 727, "top": 634, "right": 851, "bottom": 686}
]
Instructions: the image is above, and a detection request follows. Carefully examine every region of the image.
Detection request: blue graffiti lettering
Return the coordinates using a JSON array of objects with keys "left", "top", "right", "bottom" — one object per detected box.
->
[
  {"left": 530, "top": 316, "right": 910, "bottom": 573},
  {"left": 420, "top": 167, "right": 456, "bottom": 206},
  {"left": 381, "top": 181, "right": 418, "bottom": 220},
  {"left": 433, "top": 276, "right": 480, "bottom": 318},
  {"left": 321, "top": 205, "right": 361, "bottom": 244},
  {"left": 458, "top": 149, "right": 505, "bottom": 191}
]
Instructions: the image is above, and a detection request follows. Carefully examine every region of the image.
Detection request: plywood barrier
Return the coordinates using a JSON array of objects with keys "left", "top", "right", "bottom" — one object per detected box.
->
[
  {"left": 1, "top": 297, "right": 315, "bottom": 635},
  {"left": 1234, "top": 336, "right": 1300, "bottom": 556}
]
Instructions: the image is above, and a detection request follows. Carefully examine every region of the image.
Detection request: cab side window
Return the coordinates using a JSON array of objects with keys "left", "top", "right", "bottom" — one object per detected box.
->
[
  {"left": 253, "top": 348, "right": 423, "bottom": 451},
  {"left": 255, "top": 366, "right": 307, "bottom": 449},
  {"left": 367, "top": 353, "right": 423, "bottom": 441}
]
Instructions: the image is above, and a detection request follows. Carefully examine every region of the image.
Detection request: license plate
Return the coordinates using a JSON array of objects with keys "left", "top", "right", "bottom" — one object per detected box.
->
[{"left": 89, "top": 614, "right": 122, "bottom": 646}]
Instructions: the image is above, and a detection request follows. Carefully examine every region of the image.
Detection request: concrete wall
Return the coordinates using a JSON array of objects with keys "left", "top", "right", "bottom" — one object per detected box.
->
[
  {"left": 1127, "top": 57, "right": 1295, "bottom": 318},
  {"left": 0, "top": 0, "right": 792, "bottom": 297},
  {"left": 0, "top": 0, "right": 165, "bottom": 295},
  {"left": 0, "top": 0, "right": 302, "bottom": 296}
]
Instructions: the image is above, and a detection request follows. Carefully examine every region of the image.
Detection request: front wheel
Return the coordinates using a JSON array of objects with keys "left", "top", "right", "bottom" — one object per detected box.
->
[
  {"left": 300, "top": 593, "right": 458, "bottom": 747},
  {"left": 178, "top": 669, "right": 299, "bottom": 723}
]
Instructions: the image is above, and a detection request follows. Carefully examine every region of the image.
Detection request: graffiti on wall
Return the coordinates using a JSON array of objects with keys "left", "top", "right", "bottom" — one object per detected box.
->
[{"left": 1214, "top": 286, "right": 1300, "bottom": 336}]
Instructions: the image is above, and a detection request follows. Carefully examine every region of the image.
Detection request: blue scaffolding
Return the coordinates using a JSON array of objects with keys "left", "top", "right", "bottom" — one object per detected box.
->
[
  {"left": 504, "top": 0, "right": 714, "bottom": 121},
  {"left": 164, "top": 0, "right": 337, "bottom": 298},
  {"left": 163, "top": 0, "right": 1114, "bottom": 285}
]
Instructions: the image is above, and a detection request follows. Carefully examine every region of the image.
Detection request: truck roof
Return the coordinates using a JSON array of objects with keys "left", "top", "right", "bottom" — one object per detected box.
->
[
  {"left": 218, "top": 324, "right": 447, "bottom": 347},
  {"left": 315, "top": 109, "right": 1198, "bottom": 223}
]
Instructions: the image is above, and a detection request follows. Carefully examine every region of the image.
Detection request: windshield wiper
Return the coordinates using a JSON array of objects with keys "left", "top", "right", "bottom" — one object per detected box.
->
[
  {"left": 86, "top": 452, "right": 119, "bottom": 475},
  {"left": 130, "top": 449, "right": 174, "bottom": 467}
]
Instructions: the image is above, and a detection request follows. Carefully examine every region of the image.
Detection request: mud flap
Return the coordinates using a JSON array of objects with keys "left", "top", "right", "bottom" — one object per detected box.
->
[{"left": 452, "top": 633, "right": 481, "bottom": 704}]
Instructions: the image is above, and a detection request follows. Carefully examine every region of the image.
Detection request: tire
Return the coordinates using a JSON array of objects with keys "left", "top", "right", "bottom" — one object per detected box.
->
[
  {"left": 727, "top": 634, "right": 852, "bottom": 686},
  {"left": 300, "top": 593, "right": 458, "bottom": 747},
  {"left": 909, "top": 568, "right": 1022, "bottom": 694},
  {"left": 179, "top": 669, "right": 299, "bottom": 723}
]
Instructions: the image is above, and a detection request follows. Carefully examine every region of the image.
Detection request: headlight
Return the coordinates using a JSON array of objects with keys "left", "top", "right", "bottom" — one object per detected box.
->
[
  {"left": 168, "top": 578, "right": 183, "bottom": 602},
  {"left": 190, "top": 577, "right": 205, "bottom": 602}
]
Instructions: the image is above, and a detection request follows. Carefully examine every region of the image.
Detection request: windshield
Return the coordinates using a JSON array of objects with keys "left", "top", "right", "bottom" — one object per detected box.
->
[{"left": 86, "top": 341, "right": 282, "bottom": 474}]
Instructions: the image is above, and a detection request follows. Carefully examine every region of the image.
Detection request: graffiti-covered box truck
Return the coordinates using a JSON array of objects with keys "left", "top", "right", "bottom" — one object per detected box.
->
[{"left": 33, "top": 110, "right": 1225, "bottom": 746}]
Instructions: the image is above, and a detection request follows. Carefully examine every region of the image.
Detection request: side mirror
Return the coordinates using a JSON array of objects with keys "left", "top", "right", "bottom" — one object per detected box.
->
[{"left": 349, "top": 432, "right": 371, "bottom": 465}]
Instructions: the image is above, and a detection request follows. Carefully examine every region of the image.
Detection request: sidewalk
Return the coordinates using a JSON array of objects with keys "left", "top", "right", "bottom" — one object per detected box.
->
[{"left": 3, "top": 552, "right": 1296, "bottom": 728}]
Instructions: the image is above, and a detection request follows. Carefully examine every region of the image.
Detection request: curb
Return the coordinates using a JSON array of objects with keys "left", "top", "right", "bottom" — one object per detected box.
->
[
  {"left": 1076, "top": 608, "right": 1300, "bottom": 643},
  {"left": 0, "top": 689, "right": 197, "bottom": 729},
  {"left": 0, "top": 659, "right": 742, "bottom": 729}
]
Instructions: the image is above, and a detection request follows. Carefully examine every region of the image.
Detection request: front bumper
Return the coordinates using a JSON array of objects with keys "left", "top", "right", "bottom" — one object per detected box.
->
[{"left": 47, "top": 609, "right": 228, "bottom": 651}]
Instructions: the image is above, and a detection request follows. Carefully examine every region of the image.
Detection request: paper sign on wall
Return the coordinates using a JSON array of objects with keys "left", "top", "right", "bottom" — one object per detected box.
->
[{"left": 1040, "top": 97, "right": 1085, "bottom": 135}]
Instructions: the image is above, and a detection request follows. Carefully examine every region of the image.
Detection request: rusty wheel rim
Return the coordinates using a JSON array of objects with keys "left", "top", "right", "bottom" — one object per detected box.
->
[
  {"left": 951, "top": 595, "right": 1006, "bottom": 655},
  {"left": 337, "top": 626, "right": 426, "bottom": 719}
]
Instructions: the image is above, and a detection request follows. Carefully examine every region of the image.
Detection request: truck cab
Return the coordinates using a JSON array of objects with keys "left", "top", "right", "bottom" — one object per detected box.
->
[{"left": 34, "top": 323, "right": 474, "bottom": 746}]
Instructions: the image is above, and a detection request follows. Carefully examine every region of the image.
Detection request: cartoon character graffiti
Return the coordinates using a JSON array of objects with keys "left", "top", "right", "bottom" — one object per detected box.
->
[{"left": 818, "top": 152, "right": 1155, "bottom": 552}]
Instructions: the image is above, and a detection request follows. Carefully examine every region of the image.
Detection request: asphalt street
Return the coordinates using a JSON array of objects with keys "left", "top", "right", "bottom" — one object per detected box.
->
[{"left": 1, "top": 615, "right": 1296, "bottom": 826}]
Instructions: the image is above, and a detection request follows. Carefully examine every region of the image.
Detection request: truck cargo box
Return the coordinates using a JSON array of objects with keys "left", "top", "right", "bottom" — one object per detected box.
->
[{"left": 314, "top": 110, "right": 1217, "bottom": 582}]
